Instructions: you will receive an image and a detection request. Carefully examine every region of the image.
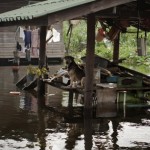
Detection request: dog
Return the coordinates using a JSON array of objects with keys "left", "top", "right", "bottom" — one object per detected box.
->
[{"left": 64, "top": 56, "right": 85, "bottom": 87}]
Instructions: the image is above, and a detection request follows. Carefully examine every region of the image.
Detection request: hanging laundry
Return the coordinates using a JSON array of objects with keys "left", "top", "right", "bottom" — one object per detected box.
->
[
  {"left": 19, "top": 26, "right": 25, "bottom": 40},
  {"left": 25, "top": 49, "right": 31, "bottom": 62},
  {"left": 24, "top": 27, "right": 31, "bottom": 62},
  {"left": 31, "top": 28, "right": 40, "bottom": 56},
  {"left": 16, "top": 41, "right": 22, "bottom": 51},
  {"left": 46, "top": 28, "right": 60, "bottom": 43},
  {"left": 46, "top": 29, "right": 53, "bottom": 43},
  {"left": 15, "top": 26, "right": 24, "bottom": 52},
  {"left": 96, "top": 28, "right": 105, "bottom": 42},
  {"left": 52, "top": 28, "right": 60, "bottom": 42},
  {"left": 24, "top": 28, "right": 31, "bottom": 49}
]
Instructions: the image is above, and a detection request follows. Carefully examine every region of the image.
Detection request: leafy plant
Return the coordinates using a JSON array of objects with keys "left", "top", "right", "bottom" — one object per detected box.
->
[
  {"left": 27, "top": 65, "right": 48, "bottom": 77},
  {"left": 63, "top": 20, "right": 87, "bottom": 54}
]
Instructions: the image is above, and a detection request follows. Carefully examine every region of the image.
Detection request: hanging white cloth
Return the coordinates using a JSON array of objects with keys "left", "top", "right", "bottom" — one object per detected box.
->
[
  {"left": 46, "top": 28, "right": 60, "bottom": 43},
  {"left": 19, "top": 26, "right": 25, "bottom": 40},
  {"left": 46, "top": 29, "right": 53, "bottom": 43},
  {"left": 52, "top": 28, "right": 60, "bottom": 42}
]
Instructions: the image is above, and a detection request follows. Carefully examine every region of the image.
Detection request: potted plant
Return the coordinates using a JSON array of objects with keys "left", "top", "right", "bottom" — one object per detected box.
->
[{"left": 26, "top": 65, "right": 48, "bottom": 81}]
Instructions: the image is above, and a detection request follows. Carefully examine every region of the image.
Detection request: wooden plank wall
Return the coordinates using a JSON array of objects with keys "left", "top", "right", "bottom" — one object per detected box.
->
[{"left": 0, "top": 26, "right": 17, "bottom": 58}]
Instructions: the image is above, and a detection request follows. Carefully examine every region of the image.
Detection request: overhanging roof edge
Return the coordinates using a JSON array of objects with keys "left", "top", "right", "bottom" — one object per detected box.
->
[
  {"left": 0, "top": 0, "right": 96, "bottom": 23},
  {"left": 0, "top": 0, "right": 136, "bottom": 25}
]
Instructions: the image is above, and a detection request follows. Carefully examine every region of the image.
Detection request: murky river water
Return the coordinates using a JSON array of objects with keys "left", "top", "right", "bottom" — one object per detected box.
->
[{"left": 0, "top": 66, "right": 150, "bottom": 150}]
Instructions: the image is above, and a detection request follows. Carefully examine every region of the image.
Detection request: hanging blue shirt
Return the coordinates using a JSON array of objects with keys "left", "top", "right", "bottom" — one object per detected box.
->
[{"left": 24, "top": 30, "right": 31, "bottom": 48}]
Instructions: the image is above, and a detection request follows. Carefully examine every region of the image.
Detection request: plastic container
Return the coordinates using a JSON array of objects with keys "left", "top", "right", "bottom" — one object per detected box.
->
[{"left": 106, "top": 75, "right": 118, "bottom": 83}]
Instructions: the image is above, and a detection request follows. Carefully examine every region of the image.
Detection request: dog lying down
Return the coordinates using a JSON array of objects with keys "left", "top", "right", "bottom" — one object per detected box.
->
[{"left": 64, "top": 56, "right": 85, "bottom": 87}]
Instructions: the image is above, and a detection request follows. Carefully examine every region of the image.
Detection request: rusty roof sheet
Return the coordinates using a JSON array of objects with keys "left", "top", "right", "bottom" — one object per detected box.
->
[{"left": 0, "top": 0, "right": 95, "bottom": 22}]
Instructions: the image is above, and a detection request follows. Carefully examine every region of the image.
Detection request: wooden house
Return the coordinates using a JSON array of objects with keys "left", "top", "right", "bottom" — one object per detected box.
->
[{"left": 0, "top": 0, "right": 65, "bottom": 65}]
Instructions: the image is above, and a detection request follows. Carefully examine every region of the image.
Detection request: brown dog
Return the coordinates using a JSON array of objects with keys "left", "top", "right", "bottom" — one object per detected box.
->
[{"left": 64, "top": 56, "right": 85, "bottom": 87}]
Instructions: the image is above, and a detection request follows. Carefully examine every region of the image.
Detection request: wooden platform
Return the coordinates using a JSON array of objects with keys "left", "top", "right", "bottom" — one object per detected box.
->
[
  {"left": 44, "top": 79, "right": 84, "bottom": 94},
  {"left": 96, "top": 83, "right": 150, "bottom": 91}
]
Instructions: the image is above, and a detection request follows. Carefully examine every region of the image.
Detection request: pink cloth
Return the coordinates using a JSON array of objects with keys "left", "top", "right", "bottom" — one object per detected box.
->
[{"left": 31, "top": 29, "right": 40, "bottom": 56}]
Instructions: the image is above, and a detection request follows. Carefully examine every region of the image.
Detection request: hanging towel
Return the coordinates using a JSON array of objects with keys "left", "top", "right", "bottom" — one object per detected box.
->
[
  {"left": 46, "top": 28, "right": 60, "bottom": 43},
  {"left": 52, "top": 28, "right": 60, "bottom": 42},
  {"left": 46, "top": 29, "right": 53, "bottom": 43},
  {"left": 19, "top": 27, "right": 25, "bottom": 40},
  {"left": 31, "top": 29, "right": 40, "bottom": 48}
]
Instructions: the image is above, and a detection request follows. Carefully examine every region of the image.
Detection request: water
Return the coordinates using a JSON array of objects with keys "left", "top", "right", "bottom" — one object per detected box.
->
[{"left": 0, "top": 66, "right": 150, "bottom": 150}]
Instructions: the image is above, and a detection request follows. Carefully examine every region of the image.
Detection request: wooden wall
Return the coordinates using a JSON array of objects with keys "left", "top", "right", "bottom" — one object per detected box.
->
[{"left": 0, "top": 26, "right": 17, "bottom": 59}]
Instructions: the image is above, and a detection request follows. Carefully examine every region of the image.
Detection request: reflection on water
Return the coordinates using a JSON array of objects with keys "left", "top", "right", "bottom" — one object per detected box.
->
[{"left": 0, "top": 66, "right": 150, "bottom": 150}]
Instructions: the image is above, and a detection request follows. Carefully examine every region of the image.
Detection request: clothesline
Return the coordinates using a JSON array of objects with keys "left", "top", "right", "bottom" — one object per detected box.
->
[{"left": 15, "top": 26, "right": 60, "bottom": 58}]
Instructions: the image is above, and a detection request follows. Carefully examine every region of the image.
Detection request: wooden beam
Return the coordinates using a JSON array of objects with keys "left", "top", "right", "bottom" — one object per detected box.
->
[{"left": 48, "top": 0, "right": 135, "bottom": 25}]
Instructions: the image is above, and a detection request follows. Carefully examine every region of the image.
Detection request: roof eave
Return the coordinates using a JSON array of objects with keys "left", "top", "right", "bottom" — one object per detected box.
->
[{"left": 0, "top": 0, "right": 136, "bottom": 27}]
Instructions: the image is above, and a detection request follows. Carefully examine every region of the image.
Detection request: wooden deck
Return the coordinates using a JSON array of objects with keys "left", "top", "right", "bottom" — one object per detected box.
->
[
  {"left": 96, "top": 83, "right": 150, "bottom": 91},
  {"left": 44, "top": 79, "right": 84, "bottom": 94}
]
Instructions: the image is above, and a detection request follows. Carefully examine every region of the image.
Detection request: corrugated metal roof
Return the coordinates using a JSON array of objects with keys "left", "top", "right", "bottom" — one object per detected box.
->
[{"left": 0, "top": 0, "right": 95, "bottom": 22}]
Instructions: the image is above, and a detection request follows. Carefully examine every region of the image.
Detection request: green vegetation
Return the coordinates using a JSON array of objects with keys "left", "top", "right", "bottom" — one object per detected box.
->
[
  {"left": 63, "top": 20, "right": 87, "bottom": 62},
  {"left": 27, "top": 65, "right": 48, "bottom": 77},
  {"left": 63, "top": 20, "right": 150, "bottom": 74}
]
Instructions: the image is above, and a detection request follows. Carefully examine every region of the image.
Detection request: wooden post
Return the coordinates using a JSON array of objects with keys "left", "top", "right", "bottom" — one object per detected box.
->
[
  {"left": 37, "top": 96, "right": 46, "bottom": 150},
  {"left": 84, "top": 116, "right": 92, "bottom": 150},
  {"left": 84, "top": 14, "right": 95, "bottom": 149},
  {"left": 39, "top": 26, "right": 47, "bottom": 68},
  {"left": 68, "top": 91, "right": 73, "bottom": 107},
  {"left": 37, "top": 26, "right": 47, "bottom": 96},
  {"left": 113, "top": 33, "right": 120, "bottom": 64},
  {"left": 84, "top": 14, "right": 95, "bottom": 110}
]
